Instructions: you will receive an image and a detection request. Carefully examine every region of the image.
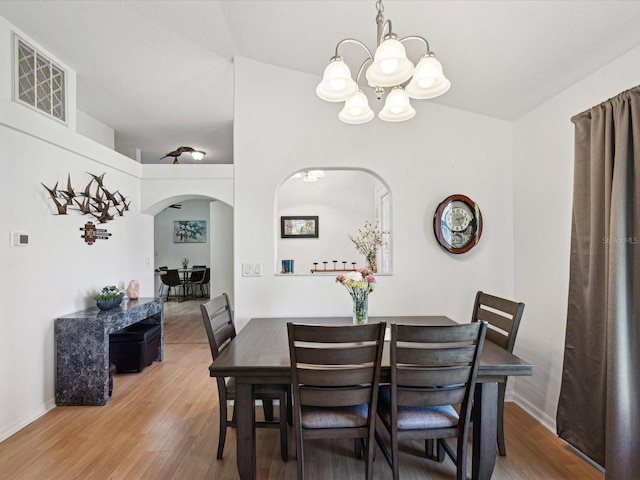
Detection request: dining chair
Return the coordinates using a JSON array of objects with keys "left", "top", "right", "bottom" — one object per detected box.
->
[
  {"left": 376, "top": 322, "right": 487, "bottom": 480},
  {"left": 156, "top": 266, "right": 168, "bottom": 297},
  {"left": 189, "top": 265, "right": 206, "bottom": 283},
  {"left": 471, "top": 291, "right": 525, "bottom": 456},
  {"left": 160, "top": 269, "right": 183, "bottom": 302},
  {"left": 201, "top": 293, "right": 289, "bottom": 461},
  {"left": 287, "top": 321, "right": 386, "bottom": 480},
  {"left": 190, "top": 267, "right": 210, "bottom": 298}
]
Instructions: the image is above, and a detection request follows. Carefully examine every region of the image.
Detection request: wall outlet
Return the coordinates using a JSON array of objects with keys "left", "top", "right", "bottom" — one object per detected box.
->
[{"left": 242, "top": 263, "right": 262, "bottom": 277}]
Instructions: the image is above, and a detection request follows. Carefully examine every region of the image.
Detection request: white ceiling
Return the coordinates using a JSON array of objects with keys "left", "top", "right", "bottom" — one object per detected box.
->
[{"left": 1, "top": 1, "right": 640, "bottom": 164}]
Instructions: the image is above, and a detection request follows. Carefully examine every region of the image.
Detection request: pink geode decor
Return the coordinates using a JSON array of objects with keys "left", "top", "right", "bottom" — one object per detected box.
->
[{"left": 126, "top": 279, "right": 139, "bottom": 300}]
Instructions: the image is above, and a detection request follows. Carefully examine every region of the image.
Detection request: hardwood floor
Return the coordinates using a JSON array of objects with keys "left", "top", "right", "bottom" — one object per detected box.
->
[{"left": 0, "top": 299, "right": 603, "bottom": 479}]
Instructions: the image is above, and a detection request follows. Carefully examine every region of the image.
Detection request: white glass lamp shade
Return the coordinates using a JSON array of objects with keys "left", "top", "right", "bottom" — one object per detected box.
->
[
  {"left": 339, "top": 90, "right": 374, "bottom": 124},
  {"left": 191, "top": 151, "right": 205, "bottom": 161},
  {"left": 366, "top": 37, "right": 414, "bottom": 87},
  {"left": 378, "top": 87, "right": 416, "bottom": 122},
  {"left": 406, "top": 55, "right": 451, "bottom": 99},
  {"left": 316, "top": 58, "right": 358, "bottom": 102}
]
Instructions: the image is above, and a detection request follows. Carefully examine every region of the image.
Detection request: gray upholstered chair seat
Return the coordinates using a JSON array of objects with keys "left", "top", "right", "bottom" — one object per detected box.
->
[
  {"left": 377, "top": 386, "right": 458, "bottom": 430},
  {"left": 301, "top": 404, "right": 369, "bottom": 429}
]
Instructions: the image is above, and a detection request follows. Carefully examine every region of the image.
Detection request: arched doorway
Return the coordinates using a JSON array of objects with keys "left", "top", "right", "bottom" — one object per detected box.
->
[{"left": 145, "top": 195, "right": 233, "bottom": 302}]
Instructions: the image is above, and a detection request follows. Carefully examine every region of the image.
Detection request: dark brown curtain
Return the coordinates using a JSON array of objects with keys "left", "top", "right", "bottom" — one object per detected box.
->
[{"left": 557, "top": 85, "right": 640, "bottom": 479}]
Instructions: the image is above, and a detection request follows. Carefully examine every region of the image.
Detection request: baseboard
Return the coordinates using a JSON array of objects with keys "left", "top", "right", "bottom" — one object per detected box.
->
[
  {"left": 511, "top": 393, "right": 605, "bottom": 473},
  {"left": 511, "top": 392, "right": 557, "bottom": 433},
  {"left": 0, "top": 399, "right": 56, "bottom": 443}
]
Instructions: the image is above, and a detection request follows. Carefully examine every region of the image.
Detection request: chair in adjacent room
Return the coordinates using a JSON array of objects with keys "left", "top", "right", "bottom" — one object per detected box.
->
[
  {"left": 201, "top": 293, "right": 289, "bottom": 461},
  {"left": 189, "top": 267, "right": 210, "bottom": 298},
  {"left": 376, "top": 322, "right": 487, "bottom": 480},
  {"left": 156, "top": 266, "right": 168, "bottom": 297},
  {"left": 287, "top": 321, "right": 386, "bottom": 480},
  {"left": 190, "top": 264, "right": 206, "bottom": 279},
  {"left": 160, "top": 269, "right": 184, "bottom": 302},
  {"left": 183, "top": 265, "right": 205, "bottom": 299},
  {"left": 471, "top": 291, "right": 525, "bottom": 456}
]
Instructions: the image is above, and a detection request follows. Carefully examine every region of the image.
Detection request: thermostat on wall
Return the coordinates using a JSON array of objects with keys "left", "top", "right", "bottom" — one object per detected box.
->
[{"left": 11, "top": 232, "right": 29, "bottom": 246}]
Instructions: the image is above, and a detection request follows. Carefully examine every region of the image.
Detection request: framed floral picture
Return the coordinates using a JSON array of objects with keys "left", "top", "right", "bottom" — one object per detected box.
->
[
  {"left": 174, "top": 220, "right": 206, "bottom": 243},
  {"left": 281, "top": 216, "right": 319, "bottom": 238}
]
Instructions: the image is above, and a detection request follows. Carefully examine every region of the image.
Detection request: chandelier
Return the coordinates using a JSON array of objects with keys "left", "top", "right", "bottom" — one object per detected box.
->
[
  {"left": 290, "top": 170, "right": 326, "bottom": 182},
  {"left": 316, "top": 0, "right": 450, "bottom": 124}
]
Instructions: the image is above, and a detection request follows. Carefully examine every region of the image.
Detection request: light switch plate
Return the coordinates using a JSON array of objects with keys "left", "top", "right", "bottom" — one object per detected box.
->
[{"left": 242, "top": 263, "right": 262, "bottom": 277}]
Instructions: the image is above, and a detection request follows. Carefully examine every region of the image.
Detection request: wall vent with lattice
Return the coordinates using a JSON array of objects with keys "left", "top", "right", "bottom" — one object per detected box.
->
[{"left": 13, "top": 34, "right": 66, "bottom": 123}]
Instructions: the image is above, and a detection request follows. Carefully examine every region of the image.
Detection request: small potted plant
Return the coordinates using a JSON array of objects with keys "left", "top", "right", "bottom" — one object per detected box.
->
[
  {"left": 95, "top": 285, "right": 125, "bottom": 310},
  {"left": 182, "top": 258, "right": 189, "bottom": 269}
]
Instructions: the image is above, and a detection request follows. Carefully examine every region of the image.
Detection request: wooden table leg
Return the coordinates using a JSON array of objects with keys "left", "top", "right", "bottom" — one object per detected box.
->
[
  {"left": 236, "top": 382, "right": 255, "bottom": 480},
  {"left": 472, "top": 382, "right": 498, "bottom": 480}
]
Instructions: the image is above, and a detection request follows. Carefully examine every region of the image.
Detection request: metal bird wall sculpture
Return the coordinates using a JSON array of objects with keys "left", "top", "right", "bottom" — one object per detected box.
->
[{"left": 42, "top": 172, "right": 129, "bottom": 223}]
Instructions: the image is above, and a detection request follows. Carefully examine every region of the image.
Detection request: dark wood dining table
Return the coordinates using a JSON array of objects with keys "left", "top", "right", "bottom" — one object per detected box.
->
[{"left": 209, "top": 316, "right": 533, "bottom": 480}]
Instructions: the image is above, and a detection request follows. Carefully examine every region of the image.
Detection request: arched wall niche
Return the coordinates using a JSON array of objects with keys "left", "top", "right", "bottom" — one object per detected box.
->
[{"left": 276, "top": 168, "right": 392, "bottom": 275}]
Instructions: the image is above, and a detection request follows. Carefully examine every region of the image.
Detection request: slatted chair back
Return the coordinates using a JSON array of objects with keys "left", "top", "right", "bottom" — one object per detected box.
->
[
  {"left": 471, "top": 291, "right": 524, "bottom": 353},
  {"left": 200, "top": 293, "right": 235, "bottom": 362},
  {"left": 287, "top": 322, "right": 386, "bottom": 480},
  {"left": 391, "top": 322, "right": 486, "bottom": 425},
  {"left": 471, "top": 291, "right": 524, "bottom": 456},
  {"left": 201, "top": 294, "right": 289, "bottom": 461},
  {"left": 379, "top": 321, "right": 487, "bottom": 480}
]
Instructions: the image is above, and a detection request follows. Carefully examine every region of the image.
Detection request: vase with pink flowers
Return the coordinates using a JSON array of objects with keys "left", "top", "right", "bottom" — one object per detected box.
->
[{"left": 336, "top": 268, "right": 376, "bottom": 324}]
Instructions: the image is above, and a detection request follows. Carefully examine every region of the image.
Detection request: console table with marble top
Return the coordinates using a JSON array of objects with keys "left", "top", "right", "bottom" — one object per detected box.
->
[{"left": 55, "top": 297, "right": 163, "bottom": 406}]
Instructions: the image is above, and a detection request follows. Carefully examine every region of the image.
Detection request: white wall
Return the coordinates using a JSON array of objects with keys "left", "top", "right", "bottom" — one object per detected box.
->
[
  {"left": 0, "top": 19, "right": 155, "bottom": 442},
  {"left": 140, "top": 164, "right": 234, "bottom": 215},
  {"left": 512, "top": 44, "right": 640, "bottom": 430},
  {"left": 277, "top": 170, "right": 380, "bottom": 274},
  {"left": 210, "top": 200, "right": 234, "bottom": 302},
  {"left": 76, "top": 109, "right": 115, "bottom": 150},
  {"left": 233, "top": 58, "right": 515, "bottom": 331}
]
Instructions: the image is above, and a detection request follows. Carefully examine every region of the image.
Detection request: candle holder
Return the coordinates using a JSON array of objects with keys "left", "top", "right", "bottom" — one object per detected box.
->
[{"left": 310, "top": 260, "right": 362, "bottom": 274}]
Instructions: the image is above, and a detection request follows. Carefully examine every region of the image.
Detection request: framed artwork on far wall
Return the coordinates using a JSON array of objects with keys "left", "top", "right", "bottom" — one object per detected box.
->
[
  {"left": 281, "top": 216, "right": 319, "bottom": 238},
  {"left": 174, "top": 220, "right": 207, "bottom": 243}
]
